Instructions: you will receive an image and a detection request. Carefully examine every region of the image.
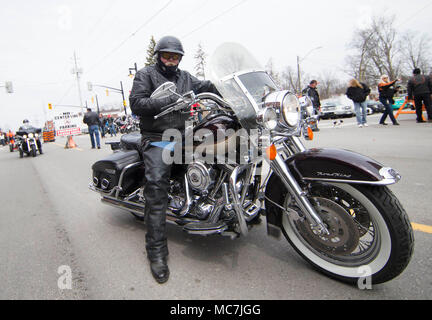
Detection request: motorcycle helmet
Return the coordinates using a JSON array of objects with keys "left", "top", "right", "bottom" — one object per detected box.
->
[
  {"left": 154, "top": 36, "right": 184, "bottom": 75},
  {"left": 154, "top": 36, "right": 184, "bottom": 56}
]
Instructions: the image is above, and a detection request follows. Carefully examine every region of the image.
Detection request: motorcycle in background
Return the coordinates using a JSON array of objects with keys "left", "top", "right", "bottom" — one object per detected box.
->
[
  {"left": 15, "top": 127, "right": 43, "bottom": 158},
  {"left": 89, "top": 43, "right": 413, "bottom": 285}
]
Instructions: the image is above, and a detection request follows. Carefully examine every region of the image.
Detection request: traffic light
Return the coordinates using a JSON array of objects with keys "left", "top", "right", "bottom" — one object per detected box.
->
[
  {"left": 5, "top": 81, "right": 13, "bottom": 93},
  {"left": 48, "top": 103, "right": 53, "bottom": 110}
]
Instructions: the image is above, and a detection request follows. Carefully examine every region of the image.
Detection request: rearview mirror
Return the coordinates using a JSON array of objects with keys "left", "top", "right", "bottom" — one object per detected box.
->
[{"left": 150, "top": 82, "right": 177, "bottom": 99}]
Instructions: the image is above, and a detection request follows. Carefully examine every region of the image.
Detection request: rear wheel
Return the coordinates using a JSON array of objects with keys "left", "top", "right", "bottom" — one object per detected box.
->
[{"left": 281, "top": 182, "right": 414, "bottom": 285}]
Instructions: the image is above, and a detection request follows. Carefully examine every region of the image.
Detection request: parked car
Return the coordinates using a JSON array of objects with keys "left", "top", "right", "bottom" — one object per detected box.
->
[
  {"left": 392, "top": 97, "right": 415, "bottom": 110},
  {"left": 320, "top": 101, "right": 337, "bottom": 119},
  {"left": 320, "top": 98, "right": 354, "bottom": 119},
  {"left": 366, "top": 100, "right": 385, "bottom": 113}
]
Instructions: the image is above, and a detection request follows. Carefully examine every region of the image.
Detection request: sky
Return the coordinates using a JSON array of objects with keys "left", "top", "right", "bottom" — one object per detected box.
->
[{"left": 1, "top": 0, "right": 431, "bottom": 130}]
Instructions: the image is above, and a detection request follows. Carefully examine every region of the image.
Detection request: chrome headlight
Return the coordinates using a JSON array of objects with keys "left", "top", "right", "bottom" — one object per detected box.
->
[
  {"left": 281, "top": 93, "right": 300, "bottom": 127},
  {"left": 256, "top": 107, "right": 278, "bottom": 130},
  {"left": 264, "top": 90, "right": 300, "bottom": 128},
  {"left": 299, "top": 96, "right": 314, "bottom": 116},
  {"left": 23, "top": 135, "right": 27, "bottom": 139},
  {"left": 28, "top": 133, "right": 34, "bottom": 138},
  {"left": 35, "top": 133, "right": 39, "bottom": 138}
]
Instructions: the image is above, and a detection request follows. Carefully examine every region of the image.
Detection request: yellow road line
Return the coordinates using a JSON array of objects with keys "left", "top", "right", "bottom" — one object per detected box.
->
[{"left": 412, "top": 223, "right": 432, "bottom": 234}]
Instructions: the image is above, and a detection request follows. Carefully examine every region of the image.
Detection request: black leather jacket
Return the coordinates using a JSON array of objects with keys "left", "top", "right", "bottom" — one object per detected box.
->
[
  {"left": 129, "top": 64, "right": 219, "bottom": 139},
  {"left": 302, "top": 86, "right": 321, "bottom": 109},
  {"left": 407, "top": 75, "right": 432, "bottom": 99},
  {"left": 83, "top": 111, "right": 100, "bottom": 127}
]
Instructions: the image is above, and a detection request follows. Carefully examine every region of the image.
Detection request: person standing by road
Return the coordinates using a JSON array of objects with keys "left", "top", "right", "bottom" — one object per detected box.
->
[
  {"left": 83, "top": 108, "right": 101, "bottom": 149},
  {"left": 302, "top": 80, "right": 321, "bottom": 131},
  {"left": 407, "top": 68, "right": 432, "bottom": 123},
  {"left": 346, "top": 79, "right": 371, "bottom": 128},
  {"left": 378, "top": 75, "right": 400, "bottom": 126}
]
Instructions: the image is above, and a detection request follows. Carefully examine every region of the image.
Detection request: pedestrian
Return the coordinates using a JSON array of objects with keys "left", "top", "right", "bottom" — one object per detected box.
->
[
  {"left": 407, "top": 68, "right": 432, "bottom": 123},
  {"left": 83, "top": 108, "right": 101, "bottom": 149},
  {"left": 378, "top": 75, "right": 400, "bottom": 126},
  {"left": 108, "top": 116, "right": 116, "bottom": 137},
  {"left": 346, "top": 79, "right": 371, "bottom": 128},
  {"left": 99, "top": 114, "right": 106, "bottom": 138},
  {"left": 302, "top": 80, "right": 321, "bottom": 131},
  {"left": 129, "top": 35, "right": 220, "bottom": 284}
]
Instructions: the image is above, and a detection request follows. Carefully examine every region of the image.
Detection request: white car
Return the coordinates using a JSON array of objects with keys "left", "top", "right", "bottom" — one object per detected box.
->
[{"left": 321, "top": 98, "right": 354, "bottom": 119}]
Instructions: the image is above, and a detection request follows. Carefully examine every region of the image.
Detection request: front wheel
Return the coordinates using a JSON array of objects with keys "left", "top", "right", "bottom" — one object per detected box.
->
[
  {"left": 31, "top": 145, "right": 37, "bottom": 157},
  {"left": 281, "top": 182, "right": 414, "bottom": 285}
]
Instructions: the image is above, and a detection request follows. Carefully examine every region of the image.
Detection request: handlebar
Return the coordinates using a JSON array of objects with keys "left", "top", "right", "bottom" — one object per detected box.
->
[{"left": 153, "top": 92, "right": 232, "bottom": 120}]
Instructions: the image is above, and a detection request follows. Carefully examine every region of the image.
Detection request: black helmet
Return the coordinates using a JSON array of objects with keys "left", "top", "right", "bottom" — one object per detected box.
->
[
  {"left": 154, "top": 36, "right": 184, "bottom": 56},
  {"left": 23, "top": 119, "right": 29, "bottom": 124}
]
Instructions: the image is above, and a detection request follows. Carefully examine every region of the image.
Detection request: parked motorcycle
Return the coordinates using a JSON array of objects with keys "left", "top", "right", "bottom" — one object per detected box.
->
[
  {"left": 90, "top": 43, "right": 413, "bottom": 285},
  {"left": 15, "top": 126, "right": 43, "bottom": 158}
]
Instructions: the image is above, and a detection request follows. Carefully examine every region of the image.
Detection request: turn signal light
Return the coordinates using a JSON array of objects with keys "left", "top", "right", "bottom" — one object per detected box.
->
[
  {"left": 307, "top": 127, "right": 314, "bottom": 140},
  {"left": 266, "top": 144, "right": 277, "bottom": 161}
]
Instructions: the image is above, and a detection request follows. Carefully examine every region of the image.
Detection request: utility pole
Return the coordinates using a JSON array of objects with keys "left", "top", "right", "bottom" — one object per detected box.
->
[
  {"left": 296, "top": 46, "right": 323, "bottom": 95},
  {"left": 297, "top": 56, "right": 301, "bottom": 95},
  {"left": 72, "top": 51, "right": 84, "bottom": 115}
]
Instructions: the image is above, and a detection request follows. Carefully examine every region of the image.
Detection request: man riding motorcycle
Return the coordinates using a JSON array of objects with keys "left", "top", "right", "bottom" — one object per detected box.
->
[{"left": 129, "top": 35, "right": 219, "bottom": 284}]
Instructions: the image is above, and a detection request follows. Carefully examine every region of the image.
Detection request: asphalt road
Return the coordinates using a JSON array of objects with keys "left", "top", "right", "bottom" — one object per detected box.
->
[{"left": 0, "top": 112, "right": 431, "bottom": 300}]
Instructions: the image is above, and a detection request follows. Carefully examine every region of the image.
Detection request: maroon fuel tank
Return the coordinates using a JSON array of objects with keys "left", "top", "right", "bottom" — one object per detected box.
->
[{"left": 187, "top": 114, "right": 242, "bottom": 155}]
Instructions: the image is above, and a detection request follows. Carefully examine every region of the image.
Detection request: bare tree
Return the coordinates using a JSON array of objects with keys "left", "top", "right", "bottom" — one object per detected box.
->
[
  {"left": 317, "top": 71, "right": 345, "bottom": 100},
  {"left": 400, "top": 31, "right": 431, "bottom": 74},
  {"left": 345, "top": 15, "right": 403, "bottom": 85},
  {"left": 368, "top": 15, "right": 402, "bottom": 80},
  {"left": 265, "top": 58, "right": 283, "bottom": 88},
  {"left": 279, "top": 66, "right": 308, "bottom": 92}
]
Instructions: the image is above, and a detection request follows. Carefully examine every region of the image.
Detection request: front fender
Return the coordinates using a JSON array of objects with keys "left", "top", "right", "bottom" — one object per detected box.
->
[
  {"left": 263, "top": 148, "right": 401, "bottom": 237},
  {"left": 285, "top": 148, "right": 400, "bottom": 185}
]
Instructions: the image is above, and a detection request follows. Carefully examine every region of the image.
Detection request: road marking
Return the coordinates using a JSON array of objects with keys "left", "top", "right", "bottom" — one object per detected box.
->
[
  {"left": 411, "top": 223, "right": 432, "bottom": 234},
  {"left": 52, "top": 142, "right": 83, "bottom": 151}
]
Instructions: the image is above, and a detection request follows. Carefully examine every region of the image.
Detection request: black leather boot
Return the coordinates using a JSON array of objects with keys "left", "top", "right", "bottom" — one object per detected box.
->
[{"left": 150, "top": 257, "right": 169, "bottom": 284}]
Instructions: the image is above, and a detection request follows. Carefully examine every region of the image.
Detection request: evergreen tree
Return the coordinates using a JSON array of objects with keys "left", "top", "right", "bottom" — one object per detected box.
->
[
  {"left": 145, "top": 36, "right": 157, "bottom": 66},
  {"left": 194, "top": 43, "right": 207, "bottom": 79}
]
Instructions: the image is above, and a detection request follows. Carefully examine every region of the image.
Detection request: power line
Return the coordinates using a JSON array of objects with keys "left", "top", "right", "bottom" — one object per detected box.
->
[
  {"left": 79, "top": 0, "right": 119, "bottom": 52},
  {"left": 396, "top": 1, "right": 432, "bottom": 28},
  {"left": 107, "top": 0, "right": 247, "bottom": 81},
  {"left": 181, "top": 0, "right": 247, "bottom": 39},
  {"left": 86, "top": 0, "right": 174, "bottom": 74}
]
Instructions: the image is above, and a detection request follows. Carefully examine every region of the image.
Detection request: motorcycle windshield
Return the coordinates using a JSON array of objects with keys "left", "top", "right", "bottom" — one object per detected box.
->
[{"left": 206, "top": 43, "right": 278, "bottom": 129}]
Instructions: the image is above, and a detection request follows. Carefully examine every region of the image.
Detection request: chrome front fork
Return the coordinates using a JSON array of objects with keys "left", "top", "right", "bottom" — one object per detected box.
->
[{"left": 270, "top": 142, "right": 329, "bottom": 235}]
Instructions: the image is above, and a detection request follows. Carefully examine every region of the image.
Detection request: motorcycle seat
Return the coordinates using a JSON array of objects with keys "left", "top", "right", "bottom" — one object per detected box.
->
[{"left": 120, "top": 132, "right": 142, "bottom": 153}]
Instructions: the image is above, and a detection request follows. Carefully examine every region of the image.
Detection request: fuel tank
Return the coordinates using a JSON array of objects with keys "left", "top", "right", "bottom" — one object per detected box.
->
[{"left": 185, "top": 114, "right": 241, "bottom": 156}]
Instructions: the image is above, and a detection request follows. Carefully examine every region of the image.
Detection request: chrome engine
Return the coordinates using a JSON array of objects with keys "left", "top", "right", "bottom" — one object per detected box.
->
[{"left": 186, "top": 162, "right": 216, "bottom": 194}]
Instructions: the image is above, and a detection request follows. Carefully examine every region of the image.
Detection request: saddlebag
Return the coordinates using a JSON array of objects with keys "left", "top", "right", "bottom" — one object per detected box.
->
[{"left": 92, "top": 150, "right": 144, "bottom": 194}]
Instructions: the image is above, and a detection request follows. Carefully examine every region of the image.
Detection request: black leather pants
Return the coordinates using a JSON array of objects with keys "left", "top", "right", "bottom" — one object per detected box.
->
[{"left": 140, "top": 138, "right": 172, "bottom": 261}]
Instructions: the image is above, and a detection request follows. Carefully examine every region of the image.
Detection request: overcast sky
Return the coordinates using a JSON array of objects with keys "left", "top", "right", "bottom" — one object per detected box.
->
[{"left": 1, "top": 0, "right": 431, "bottom": 130}]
